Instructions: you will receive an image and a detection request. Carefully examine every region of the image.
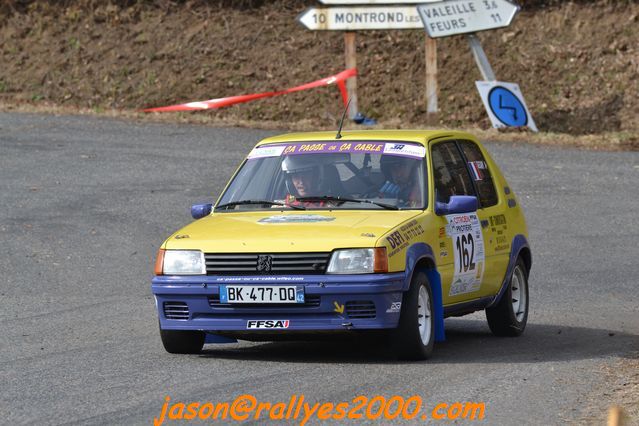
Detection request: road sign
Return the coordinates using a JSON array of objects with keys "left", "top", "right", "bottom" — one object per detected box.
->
[
  {"left": 417, "top": 0, "right": 519, "bottom": 38},
  {"left": 476, "top": 81, "right": 538, "bottom": 132},
  {"left": 297, "top": 6, "right": 423, "bottom": 31}
]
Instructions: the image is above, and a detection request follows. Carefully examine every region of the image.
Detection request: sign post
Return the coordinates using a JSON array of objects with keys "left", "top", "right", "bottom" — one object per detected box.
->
[
  {"left": 466, "top": 34, "right": 496, "bottom": 81},
  {"left": 297, "top": 5, "right": 427, "bottom": 120},
  {"left": 425, "top": 37, "right": 438, "bottom": 124},
  {"left": 417, "top": 0, "right": 519, "bottom": 83},
  {"left": 298, "top": 0, "right": 527, "bottom": 126},
  {"left": 344, "top": 32, "right": 358, "bottom": 120},
  {"left": 417, "top": 0, "right": 536, "bottom": 130}
]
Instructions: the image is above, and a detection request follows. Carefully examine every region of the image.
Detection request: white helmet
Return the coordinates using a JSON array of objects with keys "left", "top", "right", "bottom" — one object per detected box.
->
[{"left": 281, "top": 156, "right": 322, "bottom": 196}]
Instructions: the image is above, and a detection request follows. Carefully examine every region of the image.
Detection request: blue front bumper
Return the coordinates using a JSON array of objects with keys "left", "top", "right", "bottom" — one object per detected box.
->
[{"left": 152, "top": 273, "right": 406, "bottom": 332}]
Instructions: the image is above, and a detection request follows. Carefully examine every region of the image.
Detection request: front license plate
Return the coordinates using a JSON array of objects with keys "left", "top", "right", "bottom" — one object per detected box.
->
[{"left": 219, "top": 285, "right": 304, "bottom": 304}]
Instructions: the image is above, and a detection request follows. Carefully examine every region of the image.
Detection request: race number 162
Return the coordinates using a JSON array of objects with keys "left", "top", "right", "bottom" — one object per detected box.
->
[{"left": 455, "top": 233, "right": 476, "bottom": 272}]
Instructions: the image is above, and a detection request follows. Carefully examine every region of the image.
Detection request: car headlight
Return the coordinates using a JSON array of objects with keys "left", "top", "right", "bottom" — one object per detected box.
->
[
  {"left": 326, "top": 248, "right": 388, "bottom": 274},
  {"left": 157, "top": 249, "right": 206, "bottom": 275}
]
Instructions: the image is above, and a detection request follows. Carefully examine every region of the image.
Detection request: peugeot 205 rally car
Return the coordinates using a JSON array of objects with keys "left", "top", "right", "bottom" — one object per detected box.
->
[{"left": 152, "top": 130, "right": 531, "bottom": 360}]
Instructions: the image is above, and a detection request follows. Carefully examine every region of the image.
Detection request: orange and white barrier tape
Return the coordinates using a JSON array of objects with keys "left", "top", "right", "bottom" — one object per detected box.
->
[{"left": 143, "top": 68, "right": 356, "bottom": 113}]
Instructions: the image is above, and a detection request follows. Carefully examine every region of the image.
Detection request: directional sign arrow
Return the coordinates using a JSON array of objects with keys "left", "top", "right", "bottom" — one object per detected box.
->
[
  {"left": 297, "top": 6, "right": 424, "bottom": 31},
  {"left": 417, "top": 0, "right": 519, "bottom": 38},
  {"left": 476, "top": 81, "right": 538, "bottom": 132}
]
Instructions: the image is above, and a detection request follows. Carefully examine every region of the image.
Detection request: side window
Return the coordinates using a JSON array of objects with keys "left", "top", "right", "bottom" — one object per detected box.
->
[
  {"left": 458, "top": 141, "right": 499, "bottom": 208},
  {"left": 431, "top": 141, "right": 476, "bottom": 203}
]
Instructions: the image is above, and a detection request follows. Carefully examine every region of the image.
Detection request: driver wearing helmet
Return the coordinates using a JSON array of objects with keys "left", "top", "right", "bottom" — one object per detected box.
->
[
  {"left": 281, "top": 156, "right": 326, "bottom": 207},
  {"left": 379, "top": 155, "right": 421, "bottom": 207}
]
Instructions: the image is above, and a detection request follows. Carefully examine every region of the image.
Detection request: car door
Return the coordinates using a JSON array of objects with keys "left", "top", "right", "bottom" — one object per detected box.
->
[
  {"left": 430, "top": 139, "right": 504, "bottom": 305},
  {"left": 457, "top": 140, "right": 511, "bottom": 295}
]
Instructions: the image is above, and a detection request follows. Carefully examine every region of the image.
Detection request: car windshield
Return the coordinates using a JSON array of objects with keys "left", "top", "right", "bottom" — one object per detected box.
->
[{"left": 216, "top": 141, "right": 428, "bottom": 211}]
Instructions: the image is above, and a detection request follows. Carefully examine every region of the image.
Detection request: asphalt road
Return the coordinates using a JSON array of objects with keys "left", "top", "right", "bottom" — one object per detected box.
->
[{"left": 1, "top": 112, "right": 637, "bottom": 425}]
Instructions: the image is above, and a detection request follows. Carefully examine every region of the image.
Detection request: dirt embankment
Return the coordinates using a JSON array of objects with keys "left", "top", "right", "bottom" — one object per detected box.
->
[{"left": 0, "top": 0, "right": 637, "bottom": 141}]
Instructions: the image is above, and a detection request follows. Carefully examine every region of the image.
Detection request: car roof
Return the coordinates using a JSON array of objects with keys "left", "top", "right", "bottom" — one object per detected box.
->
[{"left": 256, "top": 130, "right": 477, "bottom": 147}]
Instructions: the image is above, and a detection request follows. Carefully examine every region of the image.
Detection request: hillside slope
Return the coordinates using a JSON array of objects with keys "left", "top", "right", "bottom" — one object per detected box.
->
[{"left": 0, "top": 0, "right": 637, "bottom": 135}]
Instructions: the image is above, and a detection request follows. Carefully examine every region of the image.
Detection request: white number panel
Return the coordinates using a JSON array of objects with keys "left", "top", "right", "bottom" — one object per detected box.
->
[{"left": 445, "top": 213, "right": 485, "bottom": 296}]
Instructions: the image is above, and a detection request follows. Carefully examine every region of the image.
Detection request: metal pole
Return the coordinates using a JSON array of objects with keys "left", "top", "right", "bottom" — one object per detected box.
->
[
  {"left": 344, "top": 32, "right": 358, "bottom": 120},
  {"left": 467, "top": 33, "right": 496, "bottom": 81},
  {"left": 425, "top": 36, "right": 438, "bottom": 125}
]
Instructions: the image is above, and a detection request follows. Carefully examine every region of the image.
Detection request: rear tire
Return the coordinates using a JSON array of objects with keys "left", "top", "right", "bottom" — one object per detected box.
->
[
  {"left": 486, "top": 258, "right": 529, "bottom": 336},
  {"left": 160, "top": 327, "right": 205, "bottom": 354},
  {"left": 392, "top": 271, "right": 435, "bottom": 360}
]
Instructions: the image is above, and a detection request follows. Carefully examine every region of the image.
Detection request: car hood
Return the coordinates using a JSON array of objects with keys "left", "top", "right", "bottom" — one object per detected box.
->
[{"left": 163, "top": 210, "right": 422, "bottom": 252}]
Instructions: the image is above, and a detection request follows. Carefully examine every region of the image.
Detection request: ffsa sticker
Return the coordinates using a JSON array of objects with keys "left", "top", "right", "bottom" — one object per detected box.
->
[
  {"left": 247, "top": 320, "right": 289, "bottom": 329},
  {"left": 446, "top": 213, "right": 485, "bottom": 296}
]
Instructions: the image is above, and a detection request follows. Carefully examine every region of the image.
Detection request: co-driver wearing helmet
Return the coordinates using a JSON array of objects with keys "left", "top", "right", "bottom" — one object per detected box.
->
[{"left": 379, "top": 155, "right": 421, "bottom": 207}]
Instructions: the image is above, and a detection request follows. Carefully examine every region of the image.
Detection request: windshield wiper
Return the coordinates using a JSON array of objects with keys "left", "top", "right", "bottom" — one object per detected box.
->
[
  {"left": 215, "top": 200, "right": 306, "bottom": 211},
  {"left": 295, "top": 196, "right": 399, "bottom": 210}
]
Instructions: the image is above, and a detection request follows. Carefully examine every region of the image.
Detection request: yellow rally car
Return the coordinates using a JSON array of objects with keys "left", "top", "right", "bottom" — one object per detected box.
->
[{"left": 152, "top": 130, "right": 531, "bottom": 360}]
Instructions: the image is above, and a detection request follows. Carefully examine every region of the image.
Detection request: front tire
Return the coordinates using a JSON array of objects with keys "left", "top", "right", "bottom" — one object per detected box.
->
[
  {"left": 486, "top": 258, "right": 529, "bottom": 336},
  {"left": 160, "top": 327, "right": 205, "bottom": 354},
  {"left": 392, "top": 271, "right": 435, "bottom": 360}
]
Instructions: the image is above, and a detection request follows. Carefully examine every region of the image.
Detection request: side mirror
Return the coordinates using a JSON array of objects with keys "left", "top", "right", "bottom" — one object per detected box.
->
[
  {"left": 191, "top": 203, "right": 212, "bottom": 219},
  {"left": 435, "top": 195, "right": 478, "bottom": 216}
]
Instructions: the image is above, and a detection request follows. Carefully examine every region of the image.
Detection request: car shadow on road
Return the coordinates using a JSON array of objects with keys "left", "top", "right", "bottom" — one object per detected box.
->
[{"left": 198, "top": 319, "right": 639, "bottom": 364}]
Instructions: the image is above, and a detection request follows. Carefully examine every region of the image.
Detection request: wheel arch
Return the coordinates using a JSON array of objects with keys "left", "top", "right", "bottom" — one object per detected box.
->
[
  {"left": 403, "top": 243, "right": 446, "bottom": 342},
  {"left": 488, "top": 234, "right": 531, "bottom": 308},
  {"left": 518, "top": 245, "right": 532, "bottom": 277}
]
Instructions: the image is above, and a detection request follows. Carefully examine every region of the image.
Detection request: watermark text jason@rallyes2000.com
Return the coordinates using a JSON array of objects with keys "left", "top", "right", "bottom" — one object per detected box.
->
[{"left": 154, "top": 394, "right": 486, "bottom": 425}]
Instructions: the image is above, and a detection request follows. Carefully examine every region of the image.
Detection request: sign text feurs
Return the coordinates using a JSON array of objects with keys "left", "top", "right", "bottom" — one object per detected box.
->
[{"left": 417, "top": 0, "right": 519, "bottom": 38}]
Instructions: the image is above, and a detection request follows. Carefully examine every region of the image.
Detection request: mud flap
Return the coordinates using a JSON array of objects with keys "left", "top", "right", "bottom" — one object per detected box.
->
[{"left": 425, "top": 269, "right": 446, "bottom": 342}]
